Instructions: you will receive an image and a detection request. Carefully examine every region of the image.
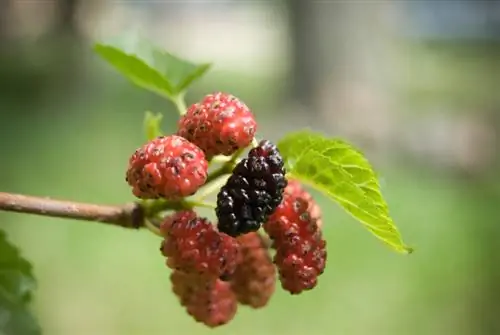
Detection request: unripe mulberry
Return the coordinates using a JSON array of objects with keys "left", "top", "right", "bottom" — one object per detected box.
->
[
  {"left": 264, "top": 183, "right": 327, "bottom": 295},
  {"left": 170, "top": 271, "right": 238, "bottom": 328},
  {"left": 177, "top": 92, "right": 257, "bottom": 158},
  {"left": 230, "top": 232, "right": 276, "bottom": 308},
  {"left": 126, "top": 135, "right": 208, "bottom": 199},
  {"left": 216, "top": 140, "right": 287, "bottom": 237},
  {"left": 160, "top": 214, "right": 240, "bottom": 278}
]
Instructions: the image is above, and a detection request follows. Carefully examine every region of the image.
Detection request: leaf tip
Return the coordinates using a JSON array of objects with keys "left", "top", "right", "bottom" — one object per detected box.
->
[
  {"left": 200, "top": 62, "right": 213, "bottom": 70},
  {"left": 399, "top": 245, "right": 415, "bottom": 255},
  {"left": 92, "top": 42, "right": 105, "bottom": 52}
]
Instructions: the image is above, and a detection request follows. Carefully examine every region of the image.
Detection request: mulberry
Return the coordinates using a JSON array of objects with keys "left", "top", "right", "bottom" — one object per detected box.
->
[
  {"left": 177, "top": 92, "right": 257, "bottom": 158},
  {"left": 216, "top": 140, "right": 287, "bottom": 237},
  {"left": 170, "top": 271, "right": 238, "bottom": 328},
  {"left": 264, "top": 183, "right": 327, "bottom": 294},
  {"left": 230, "top": 232, "right": 276, "bottom": 308},
  {"left": 125, "top": 135, "right": 208, "bottom": 199},
  {"left": 161, "top": 214, "right": 240, "bottom": 278}
]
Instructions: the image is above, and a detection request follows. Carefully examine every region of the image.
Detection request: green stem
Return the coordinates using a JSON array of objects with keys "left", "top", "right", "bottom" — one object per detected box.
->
[
  {"left": 144, "top": 218, "right": 162, "bottom": 237},
  {"left": 252, "top": 137, "right": 259, "bottom": 147},
  {"left": 199, "top": 145, "right": 250, "bottom": 199},
  {"left": 195, "top": 175, "right": 229, "bottom": 201},
  {"left": 139, "top": 198, "right": 216, "bottom": 218},
  {"left": 140, "top": 199, "right": 183, "bottom": 217},
  {"left": 196, "top": 148, "right": 247, "bottom": 201},
  {"left": 228, "top": 147, "right": 245, "bottom": 165},
  {"left": 185, "top": 200, "right": 216, "bottom": 209},
  {"left": 205, "top": 164, "right": 234, "bottom": 185},
  {"left": 171, "top": 93, "right": 187, "bottom": 116},
  {"left": 210, "top": 155, "right": 232, "bottom": 164}
]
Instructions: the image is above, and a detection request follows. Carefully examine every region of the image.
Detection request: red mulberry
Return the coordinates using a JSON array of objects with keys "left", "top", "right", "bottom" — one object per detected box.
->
[
  {"left": 284, "top": 179, "right": 322, "bottom": 229},
  {"left": 170, "top": 271, "right": 238, "bottom": 328},
  {"left": 264, "top": 181, "right": 327, "bottom": 294},
  {"left": 126, "top": 135, "right": 208, "bottom": 199},
  {"left": 160, "top": 213, "right": 240, "bottom": 278},
  {"left": 230, "top": 232, "right": 276, "bottom": 308},
  {"left": 177, "top": 92, "right": 257, "bottom": 158}
]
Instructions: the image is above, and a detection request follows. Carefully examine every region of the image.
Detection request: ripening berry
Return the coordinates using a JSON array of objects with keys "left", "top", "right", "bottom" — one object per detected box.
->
[
  {"left": 284, "top": 179, "right": 322, "bottom": 229},
  {"left": 177, "top": 92, "right": 257, "bottom": 158},
  {"left": 160, "top": 213, "right": 240, "bottom": 278},
  {"left": 170, "top": 271, "right": 238, "bottom": 328},
  {"left": 125, "top": 135, "right": 208, "bottom": 199},
  {"left": 216, "top": 140, "right": 287, "bottom": 237},
  {"left": 159, "top": 210, "right": 197, "bottom": 236},
  {"left": 230, "top": 232, "right": 276, "bottom": 308},
  {"left": 264, "top": 182, "right": 327, "bottom": 295},
  {"left": 273, "top": 236, "right": 327, "bottom": 294}
]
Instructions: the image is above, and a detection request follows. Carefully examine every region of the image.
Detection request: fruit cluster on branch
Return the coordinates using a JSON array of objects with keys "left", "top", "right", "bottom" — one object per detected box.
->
[
  {"left": 125, "top": 92, "right": 327, "bottom": 327},
  {"left": 0, "top": 34, "right": 414, "bottom": 335}
]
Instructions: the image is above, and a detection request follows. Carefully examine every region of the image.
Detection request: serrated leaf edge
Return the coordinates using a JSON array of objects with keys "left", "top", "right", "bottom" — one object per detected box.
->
[
  {"left": 289, "top": 169, "right": 413, "bottom": 254},
  {"left": 278, "top": 131, "right": 413, "bottom": 254}
]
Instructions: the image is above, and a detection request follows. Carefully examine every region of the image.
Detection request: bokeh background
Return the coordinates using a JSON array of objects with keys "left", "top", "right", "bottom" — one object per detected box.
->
[{"left": 1, "top": 1, "right": 500, "bottom": 334}]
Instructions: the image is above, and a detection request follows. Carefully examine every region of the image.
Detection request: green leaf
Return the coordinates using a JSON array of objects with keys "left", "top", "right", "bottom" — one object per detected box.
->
[
  {"left": 0, "top": 230, "right": 41, "bottom": 335},
  {"left": 93, "top": 31, "right": 212, "bottom": 99},
  {"left": 277, "top": 130, "right": 413, "bottom": 254},
  {"left": 143, "top": 111, "right": 164, "bottom": 140}
]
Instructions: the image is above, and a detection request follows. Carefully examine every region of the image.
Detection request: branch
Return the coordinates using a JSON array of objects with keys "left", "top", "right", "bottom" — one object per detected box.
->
[{"left": 0, "top": 192, "right": 144, "bottom": 229}]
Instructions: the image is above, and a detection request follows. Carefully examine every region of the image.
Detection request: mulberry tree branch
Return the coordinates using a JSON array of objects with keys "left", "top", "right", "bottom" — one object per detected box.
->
[
  {"left": 0, "top": 192, "right": 144, "bottom": 229},
  {"left": 0, "top": 163, "right": 231, "bottom": 231}
]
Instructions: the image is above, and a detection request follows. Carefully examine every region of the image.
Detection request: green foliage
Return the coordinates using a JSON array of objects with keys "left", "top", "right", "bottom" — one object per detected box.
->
[
  {"left": 278, "top": 130, "right": 413, "bottom": 254},
  {"left": 143, "top": 111, "right": 164, "bottom": 140},
  {"left": 93, "top": 32, "right": 211, "bottom": 101},
  {"left": 0, "top": 230, "right": 40, "bottom": 335}
]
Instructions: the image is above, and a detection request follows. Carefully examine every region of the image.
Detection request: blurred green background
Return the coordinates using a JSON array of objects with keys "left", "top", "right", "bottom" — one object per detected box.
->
[{"left": 1, "top": 1, "right": 500, "bottom": 334}]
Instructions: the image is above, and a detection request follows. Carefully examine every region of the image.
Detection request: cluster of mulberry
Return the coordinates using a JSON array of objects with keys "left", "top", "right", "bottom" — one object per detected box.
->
[{"left": 125, "top": 92, "right": 327, "bottom": 327}]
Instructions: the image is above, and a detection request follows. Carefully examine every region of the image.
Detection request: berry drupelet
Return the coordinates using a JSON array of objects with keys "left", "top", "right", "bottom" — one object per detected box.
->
[
  {"left": 159, "top": 210, "right": 198, "bottom": 236},
  {"left": 216, "top": 140, "right": 288, "bottom": 237},
  {"left": 284, "top": 180, "right": 323, "bottom": 229}
]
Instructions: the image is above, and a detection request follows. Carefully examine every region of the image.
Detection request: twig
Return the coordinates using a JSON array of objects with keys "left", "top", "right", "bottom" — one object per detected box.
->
[{"left": 0, "top": 192, "right": 144, "bottom": 229}]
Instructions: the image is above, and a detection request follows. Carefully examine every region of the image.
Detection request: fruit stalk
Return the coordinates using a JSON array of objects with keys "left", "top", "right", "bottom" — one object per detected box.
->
[
  {"left": 0, "top": 191, "right": 144, "bottom": 229},
  {"left": 172, "top": 93, "right": 187, "bottom": 116}
]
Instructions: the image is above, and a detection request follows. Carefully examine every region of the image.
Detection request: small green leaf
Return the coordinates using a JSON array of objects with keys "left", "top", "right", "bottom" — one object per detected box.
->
[
  {"left": 277, "top": 130, "right": 413, "bottom": 254},
  {"left": 176, "top": 63, "right": 212, "bottom": 93},
  {"left": 0, "top": 230, "right": 41, "bottom": 335},
  {"left": 143, "top": 111, "right": 164, "bottom": 140},
  {"left": 94, "top": 42, "right": 173, "bottom": 99},
  {"left": 94, "top": 31, "right": 212, "bottom": 99}
]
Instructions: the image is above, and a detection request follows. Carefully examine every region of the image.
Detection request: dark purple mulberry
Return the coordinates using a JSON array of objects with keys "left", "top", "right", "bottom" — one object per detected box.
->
[{"left": 216, "top": 140, "right": 287, "bottom": 237}]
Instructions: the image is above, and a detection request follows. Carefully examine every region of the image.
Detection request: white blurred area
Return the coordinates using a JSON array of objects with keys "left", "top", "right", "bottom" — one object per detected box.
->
[
  {"left": 6, "top": 0, "right": 499, "bottom": 174},
  {"left": 10, "top": 1, "right": 290, "bottom": 73}
]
